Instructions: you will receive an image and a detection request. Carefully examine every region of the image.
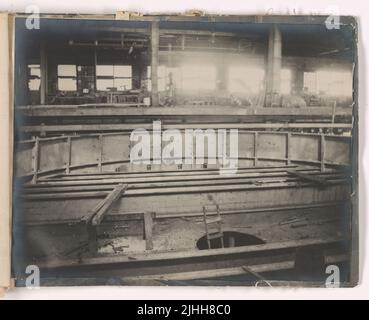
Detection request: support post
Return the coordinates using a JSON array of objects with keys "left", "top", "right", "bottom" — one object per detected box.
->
[
  {"left": 143, "top": 212, "right": 154, "bottom": 250},
  {"left": 320, "top": 134, "right": 326, "bottom": 172},
  {"left": 93, "top": 46, "right": 98, "bottom": 93},
  {"left": 254, "top": 132, "right": 258, "bottom": 167},
  {"left": 98, "top": 134, "right": 103, "bottom": 173},
  {"left": 66, "top": 136, "right": 71, "bottom": 174},
  {"left": 286, "top": 132, "right": 291, "bottom": 165},
  {"left": 40, "top": 41, "right": 48, "bottom": 105},
  {"left": 150, "top": 21, "right": 159, "bottom": 106},
  {"left": 31, "top": 137, "right": 39, "bottom": 184},
  {"left": 265, "top": 25, "right": 282, "bottom": 107}
]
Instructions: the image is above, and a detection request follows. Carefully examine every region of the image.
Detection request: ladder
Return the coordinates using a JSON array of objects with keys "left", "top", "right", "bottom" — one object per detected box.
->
[{"left": 202, "top": 205, "right": 224, "bottom": 249}]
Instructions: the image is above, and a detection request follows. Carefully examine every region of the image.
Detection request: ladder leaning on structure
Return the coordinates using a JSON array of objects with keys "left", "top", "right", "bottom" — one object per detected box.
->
[{"left": 202, "top": 205, "right": 224, "bottom": 249}]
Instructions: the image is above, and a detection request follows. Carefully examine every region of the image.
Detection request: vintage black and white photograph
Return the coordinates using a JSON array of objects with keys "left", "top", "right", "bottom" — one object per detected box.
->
[{"left": 9, "top": 12, "right": 358, "bottom": 288}]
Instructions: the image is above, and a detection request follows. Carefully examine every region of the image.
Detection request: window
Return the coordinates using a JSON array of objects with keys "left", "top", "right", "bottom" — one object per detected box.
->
[
  {"left": 181, "top": 64, "right": 216, "bottom": 91},
  {"left": 57, "top": 65, "right": 77, "bottom": 91},
  {"left": 77, "top": 66, "right": 95, "bottom": 93},
  {"left": 96, "top": 65, "right": 132, "bottom": 91},
  {"left": 281, "top": 69, "right": 292, "bottom": 94},
  {"left": 303, "top": 72, "right": 317, "bottom": 94},
  {"left": 228, "top": 66, "right": 264, "bottom": 94},
  {"left": 147, "top": 64, "right": 214, "bottom": 92},
  {"left": 28, "top": 64, "right": 40, "bottom": 91},
  {"left": 147, "top": 66, "right": 178, "bottom": 92},
  {"left": 303, "top": 70, "right": 352, "bottom": 97},
  {"left": 316, "top": 70, "right": 352, "bottom": 97}
]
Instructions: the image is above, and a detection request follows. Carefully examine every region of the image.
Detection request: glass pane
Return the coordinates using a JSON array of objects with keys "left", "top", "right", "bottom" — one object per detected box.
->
[
  {"left": 303, "top": 72, "right": 317, "bottom": 94},
  {"left": 96, "top": 79, "right": 114, "bottom": 91},
  {"left": 316, "top": 70, "right": 352, "bottom": 97},
  {"left": 114, "top": 78, "right": 132, "bottom": 91},
  {"left": 57, "top": 65, "right": 76, "bottom": 77},
  {"left": 58, "top": 78, "right": 77, "bottom": 91},
  {"left": 114, "top": 65, "right": 132, "bottom": 77},
  {"left": 96, "top": 65, "right": 114, "bottom": 77},
  {"left": 29, "top": 64, "right": 40, "bottom": 77},
  {"left": 28, "top": 79, "right": 40, "bottom": 91}
]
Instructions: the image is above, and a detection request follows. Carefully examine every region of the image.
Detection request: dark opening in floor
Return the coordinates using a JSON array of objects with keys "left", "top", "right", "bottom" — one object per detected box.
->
[{"left": 196, "top": 231, "right": 265, "bottom": 250}]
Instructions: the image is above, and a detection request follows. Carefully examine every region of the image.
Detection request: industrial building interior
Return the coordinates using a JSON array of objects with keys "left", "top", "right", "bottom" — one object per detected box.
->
[{"left": 13, "top": 16, "right": 355, "bottom": 285}]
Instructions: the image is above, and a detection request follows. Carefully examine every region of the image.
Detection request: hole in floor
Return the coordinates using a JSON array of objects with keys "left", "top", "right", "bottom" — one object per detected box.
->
[{"left": 196, "top": 231, "right": 265, "bottom": 250}]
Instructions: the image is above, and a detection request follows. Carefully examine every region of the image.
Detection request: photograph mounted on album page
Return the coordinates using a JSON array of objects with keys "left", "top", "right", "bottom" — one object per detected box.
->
[{"left": 0, "top": 10, "right": 359, "bottom": 289}]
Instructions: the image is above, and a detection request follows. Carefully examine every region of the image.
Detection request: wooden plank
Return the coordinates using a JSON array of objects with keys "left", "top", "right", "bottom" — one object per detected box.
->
[
  {"left": 286, "top": 170, "right": 332, "bottom": 186},
  {"left": 90, "top": 184, "right": 128, "bottom": 226},
  {"left": 41, "top": 165, "right": 300, "bottom": 181},
  {"left": 21, "top": 178, "right": 350, "bottom": 201},
  {"left": 81, "top": 193, "right": 110, "bottom": 224},
  {"left": 156, "top": 201, "right": 345, "bottom": 220},
  {"left": 28, "top": 169, "right": 319, "bottom": 189},
  {"left": 23, "top": 171, "right": 348, "bottom": 194},
  {"left": 20, "top": 157, "right": 307, "bottom": 180},
  {"left": 31, "top": 137, "right": 39, "bottom": 184},
  {"left": 33, "top": 166, "right": 307, "bottom": 184},
  {"left": 143, "top": 212, "right": 154, "bottom": 250},
  {"left": 24, "top": 176, "right": 300, "bottom": 194}
]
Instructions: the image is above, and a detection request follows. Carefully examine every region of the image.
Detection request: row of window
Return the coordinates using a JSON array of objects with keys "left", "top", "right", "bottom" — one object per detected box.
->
[
  {"left": 28, "top": 64, "right": 353, "bottom": 97},
  {"left": 57, "top": 64, "right": 133, "bottom": 91},
  {"left": 28, "top": 64, "right": 133, "bottom": 92}
]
